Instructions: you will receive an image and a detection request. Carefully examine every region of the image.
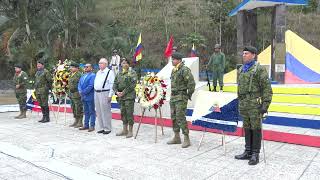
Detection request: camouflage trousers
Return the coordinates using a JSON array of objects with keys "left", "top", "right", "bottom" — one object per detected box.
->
[
  {"left": 119, "top": 100, "right": 135, "bottom": 125},
  {"left": 212, "top": 70, "right": 224, "bottom": 87},
  {"left": 35, "top": 92, "right": 49, "bottom": 107},
  {"left": 170, "top": 100, "right": 189, "bottom": 135},
  {"left": 15, "top": 92, "right": 27, "bottom": 108},
  {"left": 70, "top": 97, "right": 83, "bottom": 119},
  {"left": 240, "top": 108, "right": 262, "bottom": 130}
]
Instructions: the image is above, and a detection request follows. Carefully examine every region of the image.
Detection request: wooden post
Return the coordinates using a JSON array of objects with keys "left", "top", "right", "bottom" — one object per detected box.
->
[
  {"left": 159, "top": 107, "right": 164, "bottom": 135},
  {"left": 134, "top": 108, "right": 146, "bottom": 139},
  {"left": 154, "top": 109, "right": 158, "bottom": 143}
]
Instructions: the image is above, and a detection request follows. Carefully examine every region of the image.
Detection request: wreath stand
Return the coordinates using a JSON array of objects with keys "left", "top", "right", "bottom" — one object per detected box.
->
[
  {"left": 197, "top": 128, "right": 227, "bottom": 156},
  {"left": 56, "top": 94, "right": 67, "bottom": 125},
  {"left": 134, "top": 107, "right": 165, "bottom": 143}
]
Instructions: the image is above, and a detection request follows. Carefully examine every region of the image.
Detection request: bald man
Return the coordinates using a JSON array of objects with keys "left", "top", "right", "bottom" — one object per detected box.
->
[{"left": 94, "top": 58, "right": 115, "bottom": 134}]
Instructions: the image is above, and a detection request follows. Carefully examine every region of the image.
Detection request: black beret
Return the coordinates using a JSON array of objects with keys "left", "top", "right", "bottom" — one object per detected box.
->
[
  {"left": 171, "top": 52, "right": 185, "bottom": 60},
  {"left": 14, "top": 64, "right": 22, "bottom": 68},
  {"left": 243, "top": 46, "right": 258, "bottom": 54}
]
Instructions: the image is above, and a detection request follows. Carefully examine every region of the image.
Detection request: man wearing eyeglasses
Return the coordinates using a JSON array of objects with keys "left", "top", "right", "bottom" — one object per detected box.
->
[
  {"left": 94, "top": 58, "right": 115, "bottom": 135},
  {"left": 78, "top": 64, "right": 96, "bottom": 132}
]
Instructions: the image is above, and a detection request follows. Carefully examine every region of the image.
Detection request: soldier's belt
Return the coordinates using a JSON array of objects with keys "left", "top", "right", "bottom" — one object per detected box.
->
[
  {"left": 111, "top": 64, "right": 117, "bottom": 66},
  {"left": 171, "top": 90, "right": 187, "bottom": 96},
  {"left": 239, "top": 93, "right": 260, "bottom": 100}
]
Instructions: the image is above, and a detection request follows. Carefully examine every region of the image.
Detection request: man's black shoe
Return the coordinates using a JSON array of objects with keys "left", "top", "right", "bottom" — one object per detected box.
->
[
  {"left": 97, "top": 130, "right": 105, "bottom": 134},
  {"left": 103, "top": 131, "right": 111, "bottom": 135}
]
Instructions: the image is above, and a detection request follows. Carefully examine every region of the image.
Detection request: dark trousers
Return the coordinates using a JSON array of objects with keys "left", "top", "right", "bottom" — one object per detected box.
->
[{"left": 83, "top": 100, "right": 96, "bottom": 128}]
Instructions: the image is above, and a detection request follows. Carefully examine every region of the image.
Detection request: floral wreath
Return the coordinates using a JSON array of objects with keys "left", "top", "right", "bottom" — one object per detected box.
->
[
  {"left": 138, "top": 72, "right": 167, "bottom": 110},
  {"left": 52, "top": 59, "right": 70, "bottom": 96}
]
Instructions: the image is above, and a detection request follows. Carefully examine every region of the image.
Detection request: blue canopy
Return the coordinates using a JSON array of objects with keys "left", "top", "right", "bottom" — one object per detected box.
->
[{"left": 229, "top": 0, "right": 308, "bottom": 16}]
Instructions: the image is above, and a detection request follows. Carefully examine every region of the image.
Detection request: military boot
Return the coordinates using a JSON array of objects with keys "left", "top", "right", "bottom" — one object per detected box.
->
[
  {"left": 38, "top": 106, "right": 45, "bottom": 122},
  {"left": 116, "top": 124, "right": 128, "bottom": 136},
  {"left": 248, "top": 129, "right": 261, "bottom": 165},
  {"left": 220, "top": 86, "right": 223, "bottom": 92},
  {"left": 167, "top": 132, "right": 181, "bottom": 144},
  {"left": 75, "top": 117, "right": 83, "bottom": 128},
  {"left": 181, "top": 134, "right": 191, "bottom": 148},
  {"left": 14, "top": 106, "right": 23, "bottom": 119},
  {"left": 235, "top": 129, "right": 252, "bottom": 160},
  {"left": 213, "top": 86, "right": 217, "bottom": 92},
  {"left": 126, "top": 125, "right": 133, "bottom": 138},
  {"left": 18, "top": 107, "right": 27, "bottom": 119},
  {"left": 41, "top": 106, "right": 50, "bottom": 123},
  {"left": 69, "top": 119, "right": 77, "bottom": 127}
]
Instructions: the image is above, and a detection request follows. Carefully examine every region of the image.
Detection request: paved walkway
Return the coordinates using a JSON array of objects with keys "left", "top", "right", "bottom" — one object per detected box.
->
[{"left": 0, "top": 112, "right": 319, "bottom": 180}]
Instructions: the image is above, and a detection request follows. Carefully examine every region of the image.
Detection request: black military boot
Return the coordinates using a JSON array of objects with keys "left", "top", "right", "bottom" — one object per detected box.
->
[
  {"left": 220, "top": 86, "right": 223, "bottom": 92},
  {"left": 213, "top": 86, "right": 217, "bottom": 92},
  {"left": 248, "top": 129, "right": 262, "bottom": 165},
  {"left": 41, "top": 106, "right": 50, "bottom": 123},
  {"left": 235, "top": 129, "right": 252, "bottom": 160},
  {"left": 38, "top": 106, "right": 45, "bottom": 122}
]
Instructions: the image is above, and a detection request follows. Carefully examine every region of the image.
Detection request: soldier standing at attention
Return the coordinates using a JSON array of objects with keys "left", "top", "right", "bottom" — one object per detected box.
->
[
  {"left": 207, "top": 44, "right": 225, "bottom": 92},
  {"left": 67, "top": 62, "right": 83, "bottom": 128},
  {"left": 13, "top": 64, "right": 28, "bottom": 119},
  {"left": 235, "top": 46, "right": 273, "bottom": 165},
  {"left": 110, "top": 49, "right": 121, "bottom": 74},
  {"left": 167, "top": 52, "right": 195, "bottom": 148},
  {"left": 113, "top": 58, "right": 137, "bottom": 138},
  {"left": 34, "top": 60, "right": 53, "bottom": 123}
]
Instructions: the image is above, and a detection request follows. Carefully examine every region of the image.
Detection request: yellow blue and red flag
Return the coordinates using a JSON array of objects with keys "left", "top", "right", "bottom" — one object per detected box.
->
[
  {"left": 190, "top": 43, "right": 196, "bottom": 57},
  {"left": 133, "top": 33, "right": 142, "bottom": 63}
]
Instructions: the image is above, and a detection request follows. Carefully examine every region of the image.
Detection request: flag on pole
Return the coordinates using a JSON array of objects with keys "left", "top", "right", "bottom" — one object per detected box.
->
[
  {"left": 164, "top": 35, "right": 174, "bottom": 58},
  {"left": 190, "top": 43, "right": 196, "bottom": 57},
  {"left": 133, "top": 33, "right": 142, "bottom": 63}
]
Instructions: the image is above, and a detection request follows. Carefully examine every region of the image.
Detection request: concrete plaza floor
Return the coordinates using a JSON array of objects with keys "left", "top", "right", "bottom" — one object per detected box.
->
[{"left": 0, "top": 111, "right": 319, "bottom": 180}]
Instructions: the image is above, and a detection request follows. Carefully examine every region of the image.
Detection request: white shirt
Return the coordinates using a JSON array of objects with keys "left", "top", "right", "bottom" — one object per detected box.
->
[
  {"left": 110, "top": 55, "right": 120, "bottom": 66},
  {"left": 94, "top": 68, "right": 115, "bottom": 97}
]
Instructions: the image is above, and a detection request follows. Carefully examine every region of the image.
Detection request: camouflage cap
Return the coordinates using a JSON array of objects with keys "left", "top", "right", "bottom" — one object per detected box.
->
[
  {"left": 70, "top": 62, "right": 79, "bottom": 68},
  {"left": 171, "top": 52, "right": 185, "bottom": 60},
  {"left": 214, "top": 44, "right": 221, "bottom": 49},
  {"left": 14, "top": 64, "right": 22, "bottom": 68},
  {"left": 243, "top": 46, "right": 258, "bottom": 54},
  {"left": 37, "top": 59, "right": 45, "bottom": 65}
]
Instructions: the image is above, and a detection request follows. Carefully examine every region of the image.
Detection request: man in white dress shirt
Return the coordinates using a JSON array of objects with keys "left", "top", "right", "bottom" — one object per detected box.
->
[
  {"left": 94, "top": 58, "right": 115, "bottom": 134},
  {"left": 110, "top": 49, "right": 121, "bottom": 74}
]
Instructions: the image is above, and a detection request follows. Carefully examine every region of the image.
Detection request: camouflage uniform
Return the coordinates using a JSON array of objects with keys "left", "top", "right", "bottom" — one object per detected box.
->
[
  {"left": 236, "top": 57, "right": 273, "bottom": 165},
  {"left": 13, "top": 71, "right": 28, "bottom": 118},
  {"left": 68, "top": 71, "right": 83, "bottom": 127},
  {"left": 207, "top": 52, "right": 225, "bottom": 90},
  {"left": 238, "top": 61, "right": 272, "bottom": 129},
  {"left": 169, "top": 61, "right": 195, "bottom": 147},
  {"left": 113, "top": 69, "right": 137, "bottom": 138},
  {"left": 35, "top": 68, "right": 52, "bottom": 122}
]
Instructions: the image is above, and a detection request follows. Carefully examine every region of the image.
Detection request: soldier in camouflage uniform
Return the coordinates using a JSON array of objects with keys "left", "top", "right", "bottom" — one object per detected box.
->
[
  {"left": 113, "top": 58, "right": 137, "bottom": 138},
  {"left": 67, "top": 62, "right": 83, "bottom": 128},
  {"left": 235, "top": 46, "right": 273, "bottom": 165},
  {"left": 168, "top": 52, "right": 195, "bottom": 148},
  {"left": 207, "top": 44, "right": 225, "bottom": 92},
  {"left": 34, "top": 60, "right": 53, "bottom": 123},
  {"left": 13, "top": 64, "right": 28, "bottom": 119}
]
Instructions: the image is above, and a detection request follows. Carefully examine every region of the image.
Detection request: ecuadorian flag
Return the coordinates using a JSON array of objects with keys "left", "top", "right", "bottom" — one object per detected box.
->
[
  {"left": 285, "top": 30, "right": 320, "bottom": 83},
  {"left": 133, "top": 33, "right": 142, "bottom": 63}
]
